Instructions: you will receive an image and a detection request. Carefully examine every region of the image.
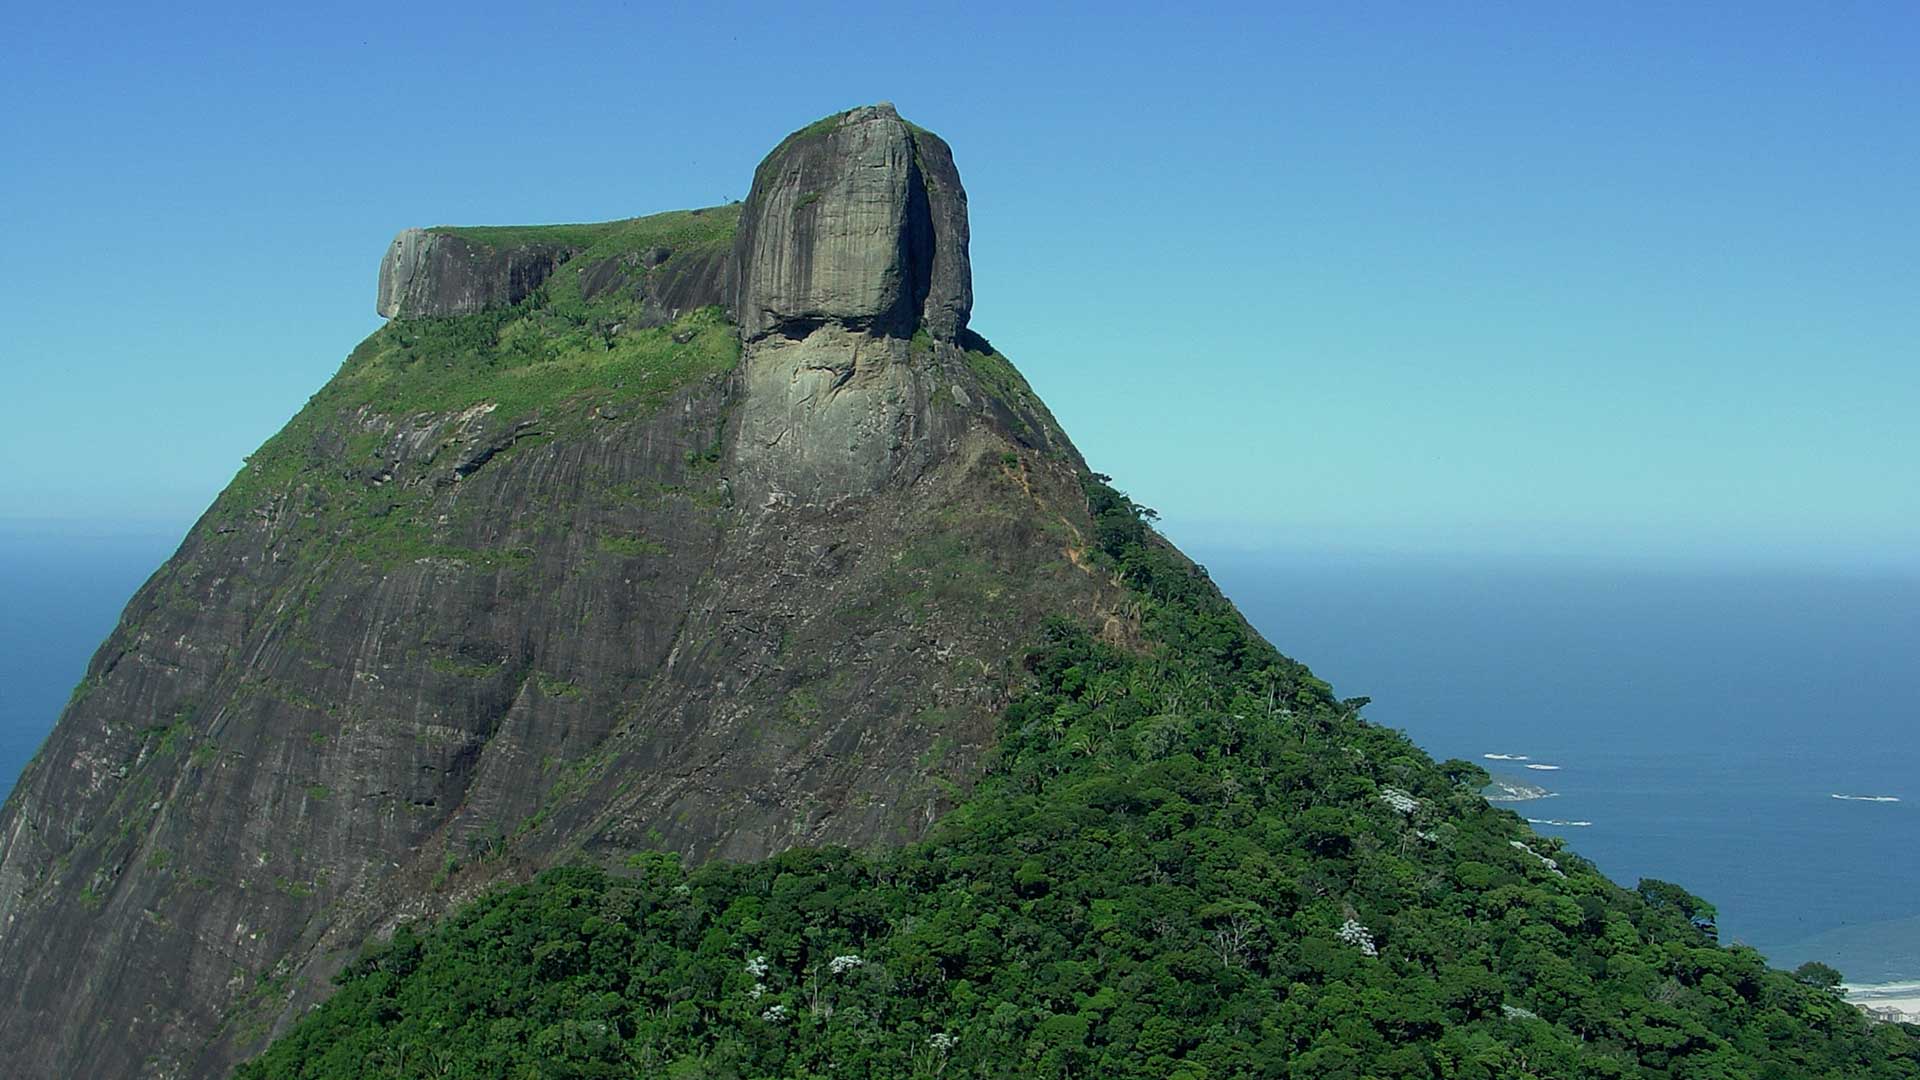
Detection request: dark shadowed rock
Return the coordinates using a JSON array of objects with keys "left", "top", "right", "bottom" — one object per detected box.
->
[
  {"left": 379, "top": 210, "right": 735, "bottom": 326},
  {"left": 907, "top": 126, "right": 973, "bottom": 341},
  {"left": 577, "top": 244, "right": 731, "bottom": 329}
]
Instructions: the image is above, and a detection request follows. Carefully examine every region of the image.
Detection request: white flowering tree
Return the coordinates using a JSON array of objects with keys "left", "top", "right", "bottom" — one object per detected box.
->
[{"left": 1336, "top": 918, "right": 1378, "bottom": 957}]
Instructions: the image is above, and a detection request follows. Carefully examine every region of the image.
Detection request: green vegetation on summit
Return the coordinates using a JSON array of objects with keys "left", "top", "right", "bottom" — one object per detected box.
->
[
  {"left": 238, "top": 477, "right": 1920, "bottom": 1079},
  {"left": 428, "top": 204, "right": 739, "bottom": 262},
  {"left": 215, "top": 207, "right": 742, "bottom": 567}
]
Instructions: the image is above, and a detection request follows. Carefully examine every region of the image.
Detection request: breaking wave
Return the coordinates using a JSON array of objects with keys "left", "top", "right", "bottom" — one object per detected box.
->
[
  {"left": 1830, "top": 794, "right": 1901, "bottom": 803},
  {"left": 1483, "top": 753, "right": 1531, "bottom": 761},
  {"left": 1527, "top": 818, "right": 1593, "bottom": 827},
  {"left": 1524, "top": 763, "right": 1561, "bottom": 771}
]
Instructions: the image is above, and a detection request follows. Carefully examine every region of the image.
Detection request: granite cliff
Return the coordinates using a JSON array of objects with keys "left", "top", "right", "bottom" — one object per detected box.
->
[{"left": 0, "top": 104, "right": 1115, "bottom": 1078}]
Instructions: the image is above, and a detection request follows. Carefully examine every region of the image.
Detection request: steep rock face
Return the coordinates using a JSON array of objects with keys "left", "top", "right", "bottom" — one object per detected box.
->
[
  {"left": 731, "top": 327, "right": 1075, "bottom": 509},
  {"left": 729, "top": 103, "right": 971, "bottom": 342},
  {"left": 728, "top": 104, "right": 997, "bottom": 509},
  {"left": 0, "top": 384, "right": 737, "bottom": 1073},
  {"left": 376, "top": 228, "right": 574, "bottom": 318},
  {"left": 377, "top": 212, "right": 734, "bottom": 325},
  {"left": 0, "top": 109, "right": 1118, "bottom": 1079},
  {"left": 576, "top": 243, "right": 730, "bottom": 328}
]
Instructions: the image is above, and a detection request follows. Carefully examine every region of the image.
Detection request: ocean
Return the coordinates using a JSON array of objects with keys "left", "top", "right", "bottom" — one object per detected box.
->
[
  {"left": 0, "top": 525, "right": 183, "bottom": 814},
  {"left": 2, "top": 528, "right": 1914, "bottom": 982},
  {"left": 1198, "top": 549, "right": 1919, "bottom": 984}
]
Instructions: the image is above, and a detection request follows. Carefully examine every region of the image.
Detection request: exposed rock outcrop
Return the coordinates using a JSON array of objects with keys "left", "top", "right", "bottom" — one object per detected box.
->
[
  {"left": 376, "top": 228, "right": 574, "bottom": 318},
  {"left": 378, "top": 210, "right": 736, "bottom": 327},
  {"left": 0, "top": 107, "right": 1107, "bottom": 1079},
  {"left": 729, "top": 103, "right": 971, "bottom": 342},
  {"left": 727, "top": 104, "right": 988, "bottom": 507},
  {"left": 576, "top": 243, "right": 731, "bottom": 327},
  {"left": 376, "top": 103, "right": 970, "bottom": 337}
]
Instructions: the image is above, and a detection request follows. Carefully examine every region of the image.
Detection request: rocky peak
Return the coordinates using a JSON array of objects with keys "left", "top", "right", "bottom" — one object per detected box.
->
[
  {"left": 729, "top": 103, "right": 972, "bottom": 342},
  {"left": 373, "top": 105, "right": 971, "bottom": 340},
  {"left": 0, "top": 111, "right": 1073, "bottom": 1078}
]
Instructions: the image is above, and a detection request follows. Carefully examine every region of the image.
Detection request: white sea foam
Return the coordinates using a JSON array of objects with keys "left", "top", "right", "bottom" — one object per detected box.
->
[
  {"left": 1845, "top": 982, "right": 1920, "bottom": 1022},
  {"left": 1527, "top": 818, "right": 1593, "bottom": 827},
  {"left": 1846, "top": 981, "right": 1920, "bottom": 1000},
  {"left": 1524, "top": 763, "right": 1561, "bottom": 771},
  {"left": 1482, "top": 753, "right": 1531, "bottom": 761},
  {"left": 1830, "top": 794, "right": 1901, "bottom": 803}
]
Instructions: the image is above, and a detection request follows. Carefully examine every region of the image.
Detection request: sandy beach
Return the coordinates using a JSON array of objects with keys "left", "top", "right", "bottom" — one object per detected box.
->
[{"left": 1845, "top": 982, "right": 1920, "bottom": 1023}]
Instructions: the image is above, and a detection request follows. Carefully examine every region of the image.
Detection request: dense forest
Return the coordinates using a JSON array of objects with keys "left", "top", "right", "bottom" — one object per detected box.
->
[{"left": 238, "top": 476, "right": 1920, "bottom": 1079}]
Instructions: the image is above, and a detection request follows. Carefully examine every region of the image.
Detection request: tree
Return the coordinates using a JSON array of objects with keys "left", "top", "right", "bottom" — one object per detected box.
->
[
  {"left": 1439, "top": 758, "right": 1490, "bottom": 789},
  {"left": 1791, "top": 961, "right": 1844, "bottom": 992},
  {"left": 1636, "top": 878, "right": 1719, "bottom": 941}
]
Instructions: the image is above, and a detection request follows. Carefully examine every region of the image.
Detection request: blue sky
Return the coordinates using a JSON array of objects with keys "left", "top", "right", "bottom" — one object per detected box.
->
[{"left": 2, "top": 2, "right": 1914, "bottom": 570}]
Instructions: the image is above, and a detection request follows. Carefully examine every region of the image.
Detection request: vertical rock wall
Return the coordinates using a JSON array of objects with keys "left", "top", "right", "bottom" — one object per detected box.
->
[
  {"left": 376, "top": 229, "right": 576, "bottom": 319},
  {"left": 727, "top": 104, "right": 985, "bottom": 508},
  {"left": 729, "top": 103, "right": 971, "bottom": 343}
]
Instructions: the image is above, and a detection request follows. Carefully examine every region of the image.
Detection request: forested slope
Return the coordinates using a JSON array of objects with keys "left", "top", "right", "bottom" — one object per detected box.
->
[{"left": 238, "top": 477, "right": 1920, "bottom": 1079}]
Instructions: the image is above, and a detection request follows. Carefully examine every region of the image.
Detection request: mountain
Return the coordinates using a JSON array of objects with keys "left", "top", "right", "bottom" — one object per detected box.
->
[{"left": 3, "top": 106, "right": 1916, "bottom": 1079}]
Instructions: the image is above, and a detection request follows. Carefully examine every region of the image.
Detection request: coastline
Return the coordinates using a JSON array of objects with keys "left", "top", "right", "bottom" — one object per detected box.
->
[{"left": 1844, "top": 982, "right": 1920, "bottom": 1024}]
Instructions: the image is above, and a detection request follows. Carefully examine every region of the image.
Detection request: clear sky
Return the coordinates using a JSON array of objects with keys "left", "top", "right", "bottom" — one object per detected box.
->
[{"left": 3, "top": 2, "right": 1914, "bottom": 571}]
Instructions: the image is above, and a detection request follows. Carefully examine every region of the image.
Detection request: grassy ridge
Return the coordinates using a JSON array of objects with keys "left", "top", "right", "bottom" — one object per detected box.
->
[
  {"left": 332, "top": 303, "right": 736, "bottom": 421},
  {"left": 429, "top": 204, "right": 740, "bottom": 261},
  {"left": 212, "top": 206, "right": 743, "bottom": 567}
]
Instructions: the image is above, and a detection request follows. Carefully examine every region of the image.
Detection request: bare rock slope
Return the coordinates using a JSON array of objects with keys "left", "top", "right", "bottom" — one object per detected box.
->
[{"left": 0, "top": 105, "right": 1117, "bottom": 1078}]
